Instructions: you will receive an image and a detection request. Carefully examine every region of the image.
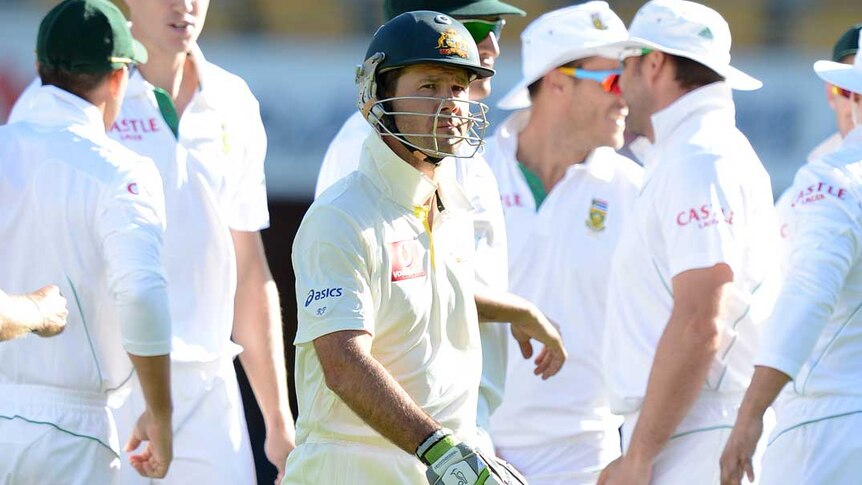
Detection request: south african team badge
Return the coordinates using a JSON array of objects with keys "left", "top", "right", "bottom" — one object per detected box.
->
[{"left": 585, "top": 198, "right": 608, "bottom": 232}]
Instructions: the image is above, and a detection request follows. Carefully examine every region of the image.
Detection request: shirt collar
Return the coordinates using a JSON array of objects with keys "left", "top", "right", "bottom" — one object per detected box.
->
[
  {"left": 359, "top": 132, "right": 464, "bottom": 210},
  {"left": 124, "top": 44, "right": 214, "bottom": 107},
  {"left": 495, "top": 109, "right": 616, "bottom": 182},
  {"left": 637, "top": 82, "right": 735, "bottom": 169},
  {"left": 843, "top": 124, "right": 862, "bottom": 147},
  {"left": 16, "top": 85, "right": 105, "bottom": 134}
]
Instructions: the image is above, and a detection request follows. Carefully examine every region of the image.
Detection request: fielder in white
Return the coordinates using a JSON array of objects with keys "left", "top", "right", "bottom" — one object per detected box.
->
[
  {"left": 720, "top": 31, "right": 862, "bottom": 485},
  {"left": 285, "top": 11, "right": 564, "bottom": 484},
  {"left": 483, "top": 3, "right": 642, "bottom": 484},
  {"left": 11, "top": 0, "right": 296, "bottom": 481},
  {"left": 775, "top": 24, "right": 861, "bottom": 259},
  {"left": 0, "top": 286, "right": 67, "bottom": 342},
  {"left": 0, "top": 0, "right": 172, "bottom": 482},
  {"left": 315, "top": 0, "right": 549, "bottom": 454},
  {"left": 598, "top": 1, "right": 780, "bottom": 484}
]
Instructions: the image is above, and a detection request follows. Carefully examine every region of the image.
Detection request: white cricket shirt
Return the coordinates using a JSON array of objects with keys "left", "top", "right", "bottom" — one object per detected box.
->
[
  {"left": 758, "top": 125, "right": 862, "bottom": 432},
  {"left": 292, "top": 133, "right": 481, "bottom": 447},
  {"left": 604, "top": 83, "right": 780, "bottom": 425},
  {"left": 318, "top": 110, "right": 509, "bottom": 429},
  {"left": 485, "top": 110, "right": 642, "bottom": 447},
  {"left": 10, "top": 48, "right": 269, "bottom": 363},
  {"left": 0, "top": 86, "right": 169, "bottom": 396}
]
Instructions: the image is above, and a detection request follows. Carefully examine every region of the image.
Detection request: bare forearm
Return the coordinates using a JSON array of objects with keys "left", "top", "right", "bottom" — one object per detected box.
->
[
  {"left": 318, "top": 335, "right": 438, "bottom": 453},
  {"left": 0, "top": 293, "right": 41, "bottom": 341},
  {"left": 737, "top": 366, "right": 790, "bottom": 420},
  {"left": 628, "top": 314, "right": 719, "bottom": 465},
  {"left": 234, "top": 278, "right": 294, "bottom": 433},
  {"left": 474, "top": 286, "right": 536, "bottom": 323},
  {"left": 129, "top": 354, "right": 172, "bottom": 419}
]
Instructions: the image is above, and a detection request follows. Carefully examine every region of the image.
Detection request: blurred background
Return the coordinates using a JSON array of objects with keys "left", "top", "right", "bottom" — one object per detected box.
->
[{"left": 0, "top": 0, "right": 858, "bottom": 482}]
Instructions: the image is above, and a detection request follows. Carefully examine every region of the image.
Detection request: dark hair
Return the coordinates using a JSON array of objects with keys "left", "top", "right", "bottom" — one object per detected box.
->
[
  {"left": 527, "top": 58, "right": 585, "bottom": 99},
  {"left": 376, "top": 69, "right": 402, "bottom": 100},
  {"left": 668, "top": 54, "right": 724, "bottom": 90},
  {"left": 37, "top": 64, "right": 111, "bottom": 102}
]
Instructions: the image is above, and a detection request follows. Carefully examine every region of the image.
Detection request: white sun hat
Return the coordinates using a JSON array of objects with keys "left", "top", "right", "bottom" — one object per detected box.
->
[
  {"left": 814, "top": 30, "right": 862, "bottom": 95},
  {"left": 496, "top": 1, "right": 628, "bottom": 110},
  {"left": 611, "top": 0, "right": 761, "bottom": 91}
]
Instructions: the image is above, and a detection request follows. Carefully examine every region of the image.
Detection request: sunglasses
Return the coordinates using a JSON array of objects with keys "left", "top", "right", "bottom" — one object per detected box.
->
[
  {"left": 461, "top": 19, "right": 506, "bottom": 43},
  {"left": 619, "top": 47, "right": 654, "bottom": 61},
  {"left": 831, "top": 84, "right": 853, "bottom": 99},
  {"left": 557, "top": 67, "right": 622, "bottom": 95}
]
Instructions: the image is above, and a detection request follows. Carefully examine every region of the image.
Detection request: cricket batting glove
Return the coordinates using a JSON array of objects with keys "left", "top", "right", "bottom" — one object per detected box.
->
[{"left": 417, "top": 429, "right": 528, "bottom": 485}]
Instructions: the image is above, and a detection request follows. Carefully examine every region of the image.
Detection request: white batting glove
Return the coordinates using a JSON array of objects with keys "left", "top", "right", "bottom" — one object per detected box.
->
[{"left": 416, "top": 429, "right": 528, "bottom": 485}]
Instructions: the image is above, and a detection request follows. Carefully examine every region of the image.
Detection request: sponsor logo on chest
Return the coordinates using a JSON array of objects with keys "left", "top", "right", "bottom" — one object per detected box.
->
[
  {"left": 389, "top": 239, "right": 427, "bottom": 282},
  {"left": 109, "top": 118, "right": 161, "bottom": 141},
  {"left": 500, "top": 192, "right": 526, "bottom": 208},
  {"left": 791, "top": 181, "right": 847, "bottom": 207},
  {"left": 676, "top": 204, "right": 734, "bottom": 229}
]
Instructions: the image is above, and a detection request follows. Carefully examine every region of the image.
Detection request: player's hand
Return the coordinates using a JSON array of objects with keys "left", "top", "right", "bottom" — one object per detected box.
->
[
  {"left": 509, "top": 305, "right": 566, "bottom": 379},
  {"left": 418, "top": 430, "right": 527, "bottom": 484},
  {"left": 125, "top": 409, "right": 173, "bottom": 478},
  {"left": 720, "top": 413, "right": 763, "bottom": 485},
  {"left": 28, "top": 285, "right": 68, "bottom": 337},
  {"left": 264, "top": 427, "right": 296, "bottom": 484},
  {"left": 597, "top": 455, "right": 651, "bottom": 485}
]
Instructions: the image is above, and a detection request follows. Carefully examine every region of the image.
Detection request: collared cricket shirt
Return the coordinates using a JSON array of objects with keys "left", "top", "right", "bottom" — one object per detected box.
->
[
  {"left": 604, "top": 83, "right": 780, "bottom": 425},
  {"left": 292, "top": 133, "right": 482, "bottom": 447},
  {"left": 758, "top": 125, "right": 862, "bottom": 433},
  {"left": 484, "top": 110, "right": 643, "bottom": 447}
]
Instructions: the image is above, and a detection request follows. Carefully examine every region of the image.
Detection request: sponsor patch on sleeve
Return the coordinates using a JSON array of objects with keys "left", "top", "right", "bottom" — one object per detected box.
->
[
  {"left": 388, "top": 239, "right": 427, "bottom": 282},
  {"left": 675, "top": 204, "right": 734, "bottom": 229}
]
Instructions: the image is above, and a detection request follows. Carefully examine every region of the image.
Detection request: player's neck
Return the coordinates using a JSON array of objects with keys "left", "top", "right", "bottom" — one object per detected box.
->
[
  {"left": 138, "top": 52, "right": 198, "bottom": 117},
  {"left": 517, "top": 116, "right": 591, "bottom": 192}
]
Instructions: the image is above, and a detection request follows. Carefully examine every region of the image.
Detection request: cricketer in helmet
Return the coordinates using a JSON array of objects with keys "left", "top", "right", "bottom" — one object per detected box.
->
[{"left": 357, "top": 10, "right": 494, "bottom": 162}]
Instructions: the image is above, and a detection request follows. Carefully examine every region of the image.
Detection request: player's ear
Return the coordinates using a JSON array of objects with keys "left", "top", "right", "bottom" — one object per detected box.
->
[{"left": 106, "top": 66, "right": 128, "bottom": 99}]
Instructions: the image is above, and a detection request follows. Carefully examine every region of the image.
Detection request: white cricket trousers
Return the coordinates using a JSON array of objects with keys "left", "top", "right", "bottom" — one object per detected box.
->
[
  {"left": 761, "top": 410, "right": 862, "bottom": 485},
  {"left": 116, "top": 358, "right": 255, "bottom": 484},
  {"left": 0, "top": 384, "right": 119, "bottom": 484},
  {"left": 495, "top": 429, "right": 621, "bottom": 485}
]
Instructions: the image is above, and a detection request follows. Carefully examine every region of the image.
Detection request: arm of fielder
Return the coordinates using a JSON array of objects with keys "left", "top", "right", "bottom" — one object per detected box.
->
[
  {"left": 0, "top": 286, "right": 67, "bottom": 341},
  {"left": 231, "top": 229, "right": 296, "bottom": 480},
  {"left": 601, "top": 263, "right": 733, "bottom": 485},
  {"left": 125, "top": 353, "right": 172, "bottom": 478},
  {"left": 474, "top": 287, "right": 566, "bottom": 379},
  {"left": 720, "top": 366, "right": 790, "bottom": 485}
]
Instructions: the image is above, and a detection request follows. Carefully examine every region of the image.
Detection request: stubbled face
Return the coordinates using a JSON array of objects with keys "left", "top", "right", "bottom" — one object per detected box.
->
[
  {"left": 388, "top": 64, "right": 473, "bottom": 156},
  {"left": 125, "top": 0, "right": 210, "bottom": 57},
  {"left": 619, "top": 55, "right": 654, "bottom": 139},
  {"left": 829, "top": 54, "right": 857, "bottom": 137},
  {"left": 563, "top": 57, "right": 629, "bottom": 150}
]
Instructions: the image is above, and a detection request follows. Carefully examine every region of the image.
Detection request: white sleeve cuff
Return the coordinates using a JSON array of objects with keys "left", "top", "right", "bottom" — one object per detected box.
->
[{"left": 117, "top": 283, "right": 172, "bottom": 356}]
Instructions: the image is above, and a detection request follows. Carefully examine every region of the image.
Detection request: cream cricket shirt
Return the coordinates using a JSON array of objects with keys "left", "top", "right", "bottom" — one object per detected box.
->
[
  {"left": 292, "top": 133, "right": 481, "bottom": 447},
  {"left": 758, "top": 125, "right": 862, "bottom": 436},
  {"left": 317, "top": 111, "right": 509, "bottom": 430},
  {"left": 0, "top": 86, "right": 170, "bottom": 451},
  {"left": 604, "top": 83, "right": 780, "bottom": 425},
  {"left": 484, "top": 110, "right": 642, "bottom": 447},
  {"left": 9, "top": 48, "right": 268, "bottom": 363}
]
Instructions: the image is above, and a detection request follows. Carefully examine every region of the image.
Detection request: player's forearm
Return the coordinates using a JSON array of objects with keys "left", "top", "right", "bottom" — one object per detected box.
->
[
  {"left": 736, "top": 366, "right": 790, "bottom": 422},
  {"left": 0, "top": 292, "right": 40, "bottom": 341},
  {"left": 231, "top": 229, "right": 295, "bottom": 435},
  {"left": 129, "top": 353, "right": 172, "bottom": 419},
  {"left": 627, "top": 310, "right": 721, "bottom": 466},
  {"left": 316, "top": 332, "right": 439, "bottom": 454},
  {"left": 474, "top": 286, "right": 537, "bottom": 324},
  {"left": 233, "top": 277, "right": 294, "bottom": 435}
]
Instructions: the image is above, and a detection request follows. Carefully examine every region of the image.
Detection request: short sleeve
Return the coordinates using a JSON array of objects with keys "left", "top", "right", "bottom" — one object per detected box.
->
[
  {"left": 659, "top": 156, "right": 743, "bottom": 278},
  {"left": 225, "top": 92, "right": 270, "bottom": 232},
  {"left": 292, "top": 205, "right": 376, "bottom": 344}
]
